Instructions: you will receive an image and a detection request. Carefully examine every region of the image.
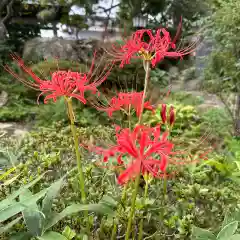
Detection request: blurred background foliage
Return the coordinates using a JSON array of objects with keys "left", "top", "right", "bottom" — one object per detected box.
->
[{"left": 1, "top": 0, "right": 240, "bottom": 239}]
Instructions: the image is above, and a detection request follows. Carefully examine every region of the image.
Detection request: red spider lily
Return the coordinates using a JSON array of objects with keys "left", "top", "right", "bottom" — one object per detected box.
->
[
  {"left": 95, "top": 91, "right": 154, "bottom": 118},
  {"left": 161, "top": 104, "right": 167, "bottom": 124},
  {"left": 106, "top": 18, "right": 198, "bottom": 67},
  {"left": 4, "top": 53, "right": 112, "bottom": 104},
  {"left": 84, "top": 125, "right": 213, "bottom": 184},
  {"left": 88, "top": 124, "right": 174, "bottom": 185},
  {"left": 169, "top": 105, "right": 175, "bottom": 126}
]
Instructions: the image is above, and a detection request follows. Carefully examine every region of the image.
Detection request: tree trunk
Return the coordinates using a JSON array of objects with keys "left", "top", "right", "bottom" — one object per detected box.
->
[
  {"left": 52, "top": 22, "right": 58, "bottom": 37},
  {"left": 0, "top": 0, "right": 15, "bottom": 40},
  {"left": 234, "top": 95, "right": 240, "bottom": 137},
  {"left": 0, "top": 20, "right": 7, "bottom": 40}
]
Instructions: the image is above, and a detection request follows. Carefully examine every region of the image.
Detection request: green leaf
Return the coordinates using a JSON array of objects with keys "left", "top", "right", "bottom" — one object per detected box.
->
[
  {"left": 222, "top": 210, "right": 240, "bottom": 228},
  {"left": 62, "top": 226, "right": 76, "bottom": 240},
  {"left": 45, "top": 203, "right": 115, "bottom": 231},
  {"left": 99, "top": 195, "right": 118, "bottom": 208},
  {"left": 229, "top": 235, "right": 240, "bottom": 240},
  {"left": 0, "top": 216, "right": 22, "bottom": 234},
  {"left": 0, "top": 188, "right": 48, "bottom": 223},
  {"left": 217, "top": 221, "right": 238, "bottom": 240},
  {"left": 41, "top": 177, "right": 65, "bottom": 222},
  {"left": 191, "top": 226, "right": 216, "bottom": 240},
  {"left": 200, "top": 160, "right": 227, "bottom": 173},
  {"left": 9, "top": 232, "right": 32, "bottom": 240},
  {"left": 38, "top": 231, "right": 68, "bottom": 240},
  {"left": 0, "top": 172, "right": 46, "bottom": 211},
  {"left": 20, "top": 189, "right": 43, "bottom": 237}
]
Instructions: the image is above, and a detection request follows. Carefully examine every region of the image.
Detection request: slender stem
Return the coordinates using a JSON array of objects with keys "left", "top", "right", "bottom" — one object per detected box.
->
[
  {"left": 125, "top": 174, "right": 141, "bottom": 240},
  {"left": 125, "top": 60, "right": 151, "bottom": 240},
  {"left": 163, "top": 174, "right": 167, "bottom": 198},
  {"left": 99, "top": 218, "right": 105, "bottom": 239},
  {"left": 138, "top": 60, "right": 151, "bottom": 125},
  {"left": 138, "top": 175, "right": 149, "bottom": 240},
  {"left": 65, "top": 98, "right": 89, "bottom": 233},
  {"left": 111, "top": 219, "right": 118, "bottom": 240},
  {"left": 66, "top": 98, "right": 86, "bottom": 202},
  {"left": 128, "top": 104, "right": 132, "bottom": 130},
  {"left": 121, "top": 183, "right": 128, "bottom": 204}
]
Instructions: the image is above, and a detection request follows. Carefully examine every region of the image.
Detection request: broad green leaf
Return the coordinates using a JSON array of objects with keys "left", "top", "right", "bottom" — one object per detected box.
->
[
  {"left": 191, "top": 226, "right": 216, "bottom": 240},
  {"left": 100, "top": 195, "right": 118, "bottom": 208},
  {"left": 41, "top": 177, "right": 65, "bottom": 222},
  {"left": 0, "top": 172, "right": 46, "bottom": 211},
  {"left": 9, "top": 232, "right": 34, "bottom": 240},
  {"left": 20, "top": 189, "right": 43, "bottom": 237},
  {"left": 200, "top": 160, "right": 227, "bottom": 173},
  {"left": 62, "top": 226, "right": 76, "bottom": 240},
  {"left": 0, "top": 188, "right": 47, "bottom": 223},
  {"left": 38, "top": 231, "right": 68, "bottom": 240},
  {"left": 0, "top": 216, "right": 22, "bottom": 234},
  {"left": 222, "top": 210, "right": 240, "bottom": 228},
  {"left": 45, "top": 203, "right": 115, "bottom": 230},
  {"left": 229, "top": 176, "right": 240, "bottom": 185},
  {"left": 229, "top": 234, "right": 240, "bottom": 240},
  {"left": 217, "top": 221, "right": 238, "bottom": 240}
]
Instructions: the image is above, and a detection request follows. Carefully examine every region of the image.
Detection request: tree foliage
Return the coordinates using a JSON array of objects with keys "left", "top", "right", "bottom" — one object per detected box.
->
[{"left": 204, "top": 0, "right": 240, "bottom": 136}]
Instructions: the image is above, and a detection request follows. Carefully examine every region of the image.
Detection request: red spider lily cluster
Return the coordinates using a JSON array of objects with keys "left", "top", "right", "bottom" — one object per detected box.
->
[
  {"left": 5, "top": 20, "right": 207, "bottom": 185},
  {"left": 4, "top": 53, "right": 112, "bottom": 104},
  {"left": 107, "top": 18, "right": 197, "bottom": 68},
  {"left": 95, "top": 91, "right": 154, "bottom": 117},
  {"left": 89, "top": 125, "right": 174, "bottom": 184}
]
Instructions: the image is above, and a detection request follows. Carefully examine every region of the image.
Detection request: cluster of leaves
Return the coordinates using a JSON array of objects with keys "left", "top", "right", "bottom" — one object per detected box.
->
[
  {"left": 0, "top": 102, "right": 240, "bottom": 239},
  {"left": 192, "top": 209, "right": 240, "bottom": 240},
  {"left": 143, "top": 95, "right": 231, "bottom": 150},
  {"left": 204, "top": 0, "right": 240, "bottom": 94}
]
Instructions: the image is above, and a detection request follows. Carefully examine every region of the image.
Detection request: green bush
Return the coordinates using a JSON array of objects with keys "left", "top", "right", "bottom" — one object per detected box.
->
[{"left": 1, "top": 123, "right": 240, "bottom": 239}]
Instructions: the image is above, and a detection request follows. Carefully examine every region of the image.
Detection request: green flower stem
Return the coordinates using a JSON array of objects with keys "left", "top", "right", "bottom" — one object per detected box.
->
[
  {"left": 125, "top": 60, "right": 151, "bottom": 240},
  {"left": 163, "top": 175, "right": 168, "bottom": 199},
  {"left": 138, "top": 60, "right": 151, "bottom": 125},
  {"left": 66, "top": 98, "right": 86, "bottom": 202},
  {"left": 111, "top": 219, "right": 118, "bottom": 240},
  {"left": 138, "top": 175, "right": 149, "bottom": 240},
  {"left": 125, "top": 174, "right": 141, "bottom": 240},
  {"left": 65, "top": 98, "right": 89, "bottom": 233}
]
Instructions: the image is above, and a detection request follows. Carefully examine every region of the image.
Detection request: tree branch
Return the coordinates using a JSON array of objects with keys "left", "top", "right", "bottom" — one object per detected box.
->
[
  {"left": 2, "top": 0, "right": 15, "bottom": 24},
  {"left": 97, "top": 3, "right": 120, "bottom": 13},
  {"left": 0, "top": 0, "right": 9, "bottom": 13},
  {"left": 218, "top": 92, "right": 235, "bottom": 122}
]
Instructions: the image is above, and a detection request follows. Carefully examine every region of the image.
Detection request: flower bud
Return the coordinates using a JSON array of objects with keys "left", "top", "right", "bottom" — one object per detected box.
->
[
  {"left": 161, "top": 104, "right": 167, "bottom": 124},
  {"left": 169, "top": 105, "right": 175, "bottom": 126}
]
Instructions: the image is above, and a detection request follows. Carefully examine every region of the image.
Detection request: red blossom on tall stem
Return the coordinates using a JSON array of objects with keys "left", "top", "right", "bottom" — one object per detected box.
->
[
  {"left": 4, "top": 53, "right": 112, "bottom": 104},
  {"left": 89, "top": 124, "right": 174, "bottom": 185},
  {"left": 161, "top": 104, "right": 167, "bottom": 124},
  {"left": 95, "top": 91, "right": 154, "bottom": 118},
  {"left": 169, "top": 105, "right": 175, "bottom": 126},
  {"left": 106, "top": 17, "right": 198, "bottom": 68}
]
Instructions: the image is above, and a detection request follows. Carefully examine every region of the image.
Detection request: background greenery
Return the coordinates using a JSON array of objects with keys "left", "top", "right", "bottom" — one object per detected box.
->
[{"left": 1, "top": 0, "right": 240, "bottom": 239}]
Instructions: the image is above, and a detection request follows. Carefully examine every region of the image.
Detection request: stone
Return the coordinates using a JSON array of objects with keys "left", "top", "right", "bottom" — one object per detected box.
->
[
  {"left": 0, "top": 122, "right": 29, "bottom": 140},
  {"left": 169, "top": 66, "right": 179, "bottom": 80},
  {"left": 22, "top": 37, "right": 103, "bottom": 63},
  {"left": 0, "top": 91, "right": 8, "bottom": 107}
]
